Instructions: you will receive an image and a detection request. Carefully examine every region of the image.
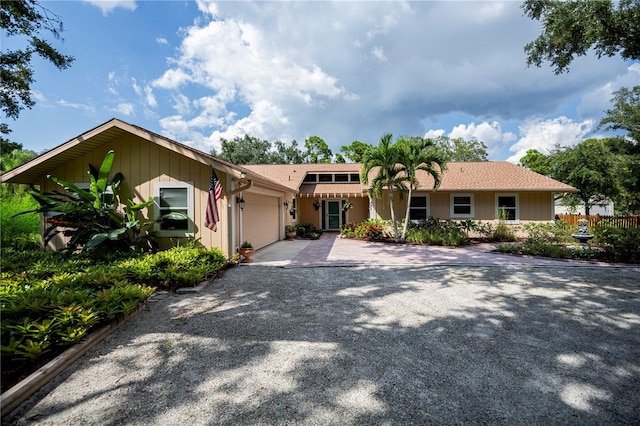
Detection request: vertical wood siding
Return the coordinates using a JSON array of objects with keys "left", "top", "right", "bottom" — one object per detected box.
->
[{"left": 42, "top": 134, "right": 230, "bottom": 255}]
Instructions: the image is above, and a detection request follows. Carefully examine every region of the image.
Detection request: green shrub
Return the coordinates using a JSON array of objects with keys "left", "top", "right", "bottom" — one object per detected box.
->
[
  {"left": 0, "top": 191, "right": 40, "bottom": 250},
  {"left": 522, "top": 220, "right": 574, "bottom": 244},
  {"left": 497, "top": 240, "right": 600, "bottom": 260},
  {"left": 1, "top": 245, "right": 228, "bottom": 391},
  {"left": 354, "top": 219, "right": 385, "bottom": 241},
  {"left": 492, "top": 223, "right": 517, "bottom": 242},
  {"left": 404, "top": 218, "right": 469, "bottom": 246},
  {"left": 594, "top": 224, "right": 640, "bottom": 263},
  {"left": 117, "top": 246, "right": 227, "bottom": 290}
]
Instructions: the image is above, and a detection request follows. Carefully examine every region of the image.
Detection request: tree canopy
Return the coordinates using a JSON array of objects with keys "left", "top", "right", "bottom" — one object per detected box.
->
[
  {"left": 432, "top": 136, "right": 488, "bottom": 162},
  {"left": 518, "top": 148, "right": 552, "bottom": 176},
  {"left": 303, "top": 136, "right": 333, "bottom": 164},
  {"left": 1, "top": 0, "right": 75, "bottom": 124},
  {"left": 599, "top": 85, "right": 640, "bottom": 143},
  {"left": 522, "top": 0, "right": 640, "bottom": 74},
  {"left": 340, "top": 140, "right": 373, "bottom": 163},
  {"left": 552, "top": 139, "right": 620, "bottom": 215}
]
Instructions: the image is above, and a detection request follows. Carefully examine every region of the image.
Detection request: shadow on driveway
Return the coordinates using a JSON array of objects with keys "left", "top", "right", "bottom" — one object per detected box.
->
[{"left": 5, "top": 265, "right": 640, "bottom": 425}]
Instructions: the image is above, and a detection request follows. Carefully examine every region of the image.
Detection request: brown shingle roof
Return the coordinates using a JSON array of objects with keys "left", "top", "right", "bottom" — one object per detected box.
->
[
  {"left": 246, "top": 161, "right": 576, "bottom": 194},
  {"left": 424, "top": 161, "right": 576, "bottom": 192},
  {"left": 243, "top": 163, "right": 362, "bottom": 191}
]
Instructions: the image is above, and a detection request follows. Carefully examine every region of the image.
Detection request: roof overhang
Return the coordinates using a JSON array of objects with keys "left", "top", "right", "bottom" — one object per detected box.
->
[{"left": 0, "top": 119, "right": 291, "bottom": 193}]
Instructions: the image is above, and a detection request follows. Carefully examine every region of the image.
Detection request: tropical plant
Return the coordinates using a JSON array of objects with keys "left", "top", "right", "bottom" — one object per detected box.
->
[
  {"left": 14, "top": 150, "right": 184, "bottom": 253},
  {"left": 360, "top": 134, "right": 406, "bottom": 242},
  {"left": 241, "top": 241, "right": 253, "bottom": 248},
  {"left": 396, "top": 137, "right": 446, "bottom": 241}
]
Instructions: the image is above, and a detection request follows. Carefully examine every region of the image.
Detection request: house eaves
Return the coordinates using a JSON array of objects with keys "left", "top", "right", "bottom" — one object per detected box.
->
[{"left": 0, "top": 119, "right": 291, "bottom": 193}]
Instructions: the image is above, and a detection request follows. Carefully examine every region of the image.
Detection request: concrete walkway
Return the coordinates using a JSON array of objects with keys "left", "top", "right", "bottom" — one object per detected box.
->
[{"left": 251, "top": 232, "right": 621, "bottom": 268}]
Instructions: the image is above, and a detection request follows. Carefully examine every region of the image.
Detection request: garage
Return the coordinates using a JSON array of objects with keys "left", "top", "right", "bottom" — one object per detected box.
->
[{"left": 240, "top": 191, "right": 281, "bottom": 249}]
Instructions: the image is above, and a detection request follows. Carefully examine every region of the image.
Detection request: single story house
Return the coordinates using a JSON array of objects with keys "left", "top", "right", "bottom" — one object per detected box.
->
[
  {"left": 245, "top": 161, "right": 578, "bottom": 230},
  {"left": 1, "top": 119, "right": 577, "bottom": 254}
]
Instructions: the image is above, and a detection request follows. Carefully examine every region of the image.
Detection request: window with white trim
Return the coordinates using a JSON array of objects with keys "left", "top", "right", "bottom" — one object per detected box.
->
[
  {"left": 75, "top": 182, "right": 114, "bottom": 204},
  {"left": 409, "top": 195, "right": 429, "bottom": 221},
  {"left": 154, "top": 182, "right": 194, "bottom": 236},
  {"left": 496, "top": 194, "right": 519, "bottom": 223},
  {"left": 451, "top": 194, "right": 474, "bottom": 218}
]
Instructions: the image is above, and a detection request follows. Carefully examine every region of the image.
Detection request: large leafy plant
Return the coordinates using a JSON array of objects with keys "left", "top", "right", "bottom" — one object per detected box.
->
[{"left": 16, "top": 150, "right": 183, "bottom": 253}]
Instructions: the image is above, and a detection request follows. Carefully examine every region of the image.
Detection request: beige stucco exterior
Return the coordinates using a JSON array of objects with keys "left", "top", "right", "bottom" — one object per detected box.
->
[{"left": 372, "top": 190, "right": 556, "bottom": 223}]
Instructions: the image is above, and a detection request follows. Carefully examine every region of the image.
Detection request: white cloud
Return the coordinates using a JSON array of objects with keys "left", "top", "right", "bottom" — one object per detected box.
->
[
  {"left": 507, "top": 117, "right": 594, "bottom": 163},
  {"left": 156, "top": 37, "right": 169, "bottom": 45},
  {"left": 148, "top": 1, "right": 628, "bottom": 156},
  {"left": 144, "top": 86, "right": 157, "bottom": 108},
  {"left": 449, "top": 121, "right": 517, "bottom": 156},
  {"left": 57, "top": 99, "right": 95, "bottom": 114},
  {"left": 114, "top": 103, "right": 135, "bottom": 116},
  {"left": 172, "top": 93, "right": 192, "bottom": 115},
  {"left": 424, "top": 129, "right": 445, "bottom": 139},
  {"left": 371, "top": 47, "right": 387, "bottom": 62},
  {"left": 84, "top": 0, "right": 136, "bottom": 15}
]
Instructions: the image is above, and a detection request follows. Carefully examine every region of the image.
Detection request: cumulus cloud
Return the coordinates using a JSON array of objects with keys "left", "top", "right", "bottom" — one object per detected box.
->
[
  {"left": 84, "top": 0, "right": 136, "bottom": 15},
  {"left": 147, "top": 1, "right": 629, "bottom": 156},
  {"left": 507, "top": 117, "right": 594, "bottom": 163},
  {"left": 114, "top": 103, "right": 135, "bottom": 116}
]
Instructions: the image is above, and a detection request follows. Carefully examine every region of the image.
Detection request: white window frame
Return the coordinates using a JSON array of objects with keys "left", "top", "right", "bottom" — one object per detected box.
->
[
  {"left": 450, "top": 193, "right": 474, "bottom": 218},
  {"left": 153, "top": 181, "right": 194, "bottom": 237},
  {"left": 75, "top": 182, "right": 114, "bottom": 204},
  {"left": 409, "top": 194, "right": 430, "bottom": 222},
  {"left": 495, "top": 193, "right": 519, "bottom": 224}
]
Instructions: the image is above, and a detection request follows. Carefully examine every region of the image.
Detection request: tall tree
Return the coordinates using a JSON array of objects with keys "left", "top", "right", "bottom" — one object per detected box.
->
[
  {"left": 599, "top": 85, "right": 640, "bottom": 143},
  {"left": 273, "top": 139, "right": 304, "bottom": 164},
  {"left": 552, "top": 138, "right": 620, "bottom": 215},
  {"left": 360, "top": 134, "right": 406, "bottom": 242},
  {"left": 518, "top": 148, "right": 552, "bottom": 176},
  {"left": 1, "top": 0, "right": 75, "bottom": 123},
  {"left": 433, "top": 136, "right": 488, "bottom": 162},
  {"left": 522, "top": 0, "right": 640, "bottom": 74},
  {"left": 213, "top": 135, "right": 273, "bottom": 164},
  {"left": 396, "top": 137, "right": 446, "bottom": 241},
  {"left": 304, "top": 136, "right": 333, "bottom": 163},
  {"left": 340, "top": 140, "right": 373, "bottom": 163}
]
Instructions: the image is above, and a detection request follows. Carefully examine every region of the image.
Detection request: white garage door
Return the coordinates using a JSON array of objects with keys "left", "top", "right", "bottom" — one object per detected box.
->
[{"left": 242, "top": 192, "right": 280, "bottom": 249}]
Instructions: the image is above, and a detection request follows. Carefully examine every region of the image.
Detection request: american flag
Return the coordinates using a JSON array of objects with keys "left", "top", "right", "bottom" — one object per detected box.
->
[{"left": 204, "top": 168, "right": 223, "bottom": 231}]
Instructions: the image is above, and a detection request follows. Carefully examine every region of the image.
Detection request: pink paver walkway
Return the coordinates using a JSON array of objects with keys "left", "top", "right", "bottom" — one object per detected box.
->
[{"left": 289, "top": 232, "right": 620, "bottom": 267}]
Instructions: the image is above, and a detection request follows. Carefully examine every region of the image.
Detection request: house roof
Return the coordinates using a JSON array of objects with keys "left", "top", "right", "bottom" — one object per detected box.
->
[
  {"left": 246, "top": 161, "right": 577, "bottom": 195},
  {"left": 243, "top": 163, "right": 362, "bottom": 191},
  {"left": 0, "top": 119, "right": 292, "bottom": 193},
  {"left": 417, "top": 161, "right": 577, "bottom": 192}
]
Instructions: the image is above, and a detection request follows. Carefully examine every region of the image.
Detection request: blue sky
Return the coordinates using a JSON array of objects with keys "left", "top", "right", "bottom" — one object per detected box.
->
[{"left": 4, "top": 0, "right": 639, "bottom": 162}]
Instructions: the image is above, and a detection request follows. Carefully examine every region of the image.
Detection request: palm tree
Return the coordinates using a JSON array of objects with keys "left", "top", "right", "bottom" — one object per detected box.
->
[
  {"left": 360, "top": 134, "right": 406, "bottom": 242},
  {"left": 397, "top": 137, "right": 446, "bottom": 241}
]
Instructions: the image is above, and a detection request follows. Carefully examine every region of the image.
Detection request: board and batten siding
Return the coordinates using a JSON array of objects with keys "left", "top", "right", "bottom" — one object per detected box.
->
[
  {"left": 372, "top": 190, "right": 555, "bottom": 222},
  {"left": 41, "top": 133, "right": 230, "bottom": 255}
]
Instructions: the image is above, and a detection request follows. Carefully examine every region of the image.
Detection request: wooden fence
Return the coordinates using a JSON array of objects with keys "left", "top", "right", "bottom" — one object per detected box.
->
[{"left": 556, "top": 214, "right": 640, "bottom": 229}]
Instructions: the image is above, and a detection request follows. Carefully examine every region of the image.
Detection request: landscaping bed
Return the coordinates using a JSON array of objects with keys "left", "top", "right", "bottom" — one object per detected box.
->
[{"left": 0, "top": 246, "right": 228, "bottom": 393}]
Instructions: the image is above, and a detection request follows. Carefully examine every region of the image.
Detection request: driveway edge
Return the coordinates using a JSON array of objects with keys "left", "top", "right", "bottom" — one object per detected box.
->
[{"left": 0, "top": 304, "right": 145, "bottom": 418}]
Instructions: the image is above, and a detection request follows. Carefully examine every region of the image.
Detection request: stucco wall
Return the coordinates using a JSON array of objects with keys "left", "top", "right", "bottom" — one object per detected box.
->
[{"left": 372, "top": 190, "right": 555, "bottom": 222}]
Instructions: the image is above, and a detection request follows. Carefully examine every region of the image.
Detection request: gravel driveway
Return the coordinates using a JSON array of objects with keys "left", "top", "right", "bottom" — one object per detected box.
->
[{"left": 5, "top": 264, "right": 640, "bottom": 425}]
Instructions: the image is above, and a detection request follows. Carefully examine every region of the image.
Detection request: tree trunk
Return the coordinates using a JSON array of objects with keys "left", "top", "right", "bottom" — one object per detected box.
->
[
  {"left": 389, "top": 188, "right": 400, "bottom": 242},
  {"left": 401, "top": 186, "right": 413, "bottom": 242}
]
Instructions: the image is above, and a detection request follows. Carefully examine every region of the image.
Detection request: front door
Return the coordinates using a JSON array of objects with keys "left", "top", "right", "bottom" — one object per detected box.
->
[{"left": 326, "top": 200, "right": 341, "bottom": 230}]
